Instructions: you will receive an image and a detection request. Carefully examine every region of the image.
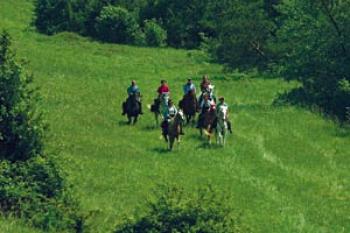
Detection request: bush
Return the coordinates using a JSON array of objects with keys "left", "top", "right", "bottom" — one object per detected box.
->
[
  {"left": 95, "top": 6, "right": 140, "bottom": 44},
  {"left": 0, "top": 157, "right": 83, "bottom": 232},
  {"left": 0, "top": 31, "right": 45, "bottom": 162},
  {"left": 114, "top": 186, "right": 249, "bottom": 233},
  {"left": 0, "top": 31, "right": 83, "bottom": 232},
  {"left": 34, "top": 0, "right": 72, "bottom": 35},
  {"left": 144, "top": 19, "right": 167, "bottom": 47}
]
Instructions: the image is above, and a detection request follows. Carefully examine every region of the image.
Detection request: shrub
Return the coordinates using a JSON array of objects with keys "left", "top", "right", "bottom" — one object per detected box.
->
[
  {"left": 0, "top": 31, "right": 45, "bottom": 162},
  {"left": 34, "top": 0, "right": 72, "bottom": 35},
  {"left": 144, "top": 19, "right": 167, "bottom": 47},
  {"left": 114, "top": 186, "right": 249, "bottom": 233},
  {"left": 95, "top": 6, "right": 140, "bottom": 44},
  {"left": 0, "top": 31, "right": 83, "bottom": 232},
  {"left": 0, "top": 157, "right": 83, "bottom": 232}
]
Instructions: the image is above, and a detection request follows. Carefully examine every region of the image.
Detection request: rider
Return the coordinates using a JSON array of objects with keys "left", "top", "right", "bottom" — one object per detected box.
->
[
  {"left": 200, "top": 75, "right": 211, "bottom": 93},
  {"left": 216, "top": 97, "right": 232, "bottom": 134},
  {"left": 183, "top": 78, "right": 196, "bottom": 96},
  {"left": 157, "top": 80, "right": 170, "bottom": 98},
  {"left": 199, "top": 75, "right": 216, "bottom": 104},
  {"left": 122, "top": 80, "right": 143, "bottom": 115},
  {"left": 161, "top": 99, "right": 184, "bottom": 136},
  {"left": 196, "top": 93, "right": 215, "bottom": 128}
]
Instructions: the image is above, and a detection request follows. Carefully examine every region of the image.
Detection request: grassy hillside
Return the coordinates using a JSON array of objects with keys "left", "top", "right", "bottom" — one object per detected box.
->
[{"left": 1, "top": 0, "right": 349, "bottom": 232}]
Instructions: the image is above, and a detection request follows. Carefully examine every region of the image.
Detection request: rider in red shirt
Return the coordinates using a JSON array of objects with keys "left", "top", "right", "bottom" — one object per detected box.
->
[{"left": 157, "top": 80, "right": 170, "bottom": 96}]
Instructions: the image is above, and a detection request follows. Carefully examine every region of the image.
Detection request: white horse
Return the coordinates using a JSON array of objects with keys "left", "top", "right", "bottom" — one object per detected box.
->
[{"left": 216, "top": 106, "right": 228, "bottom": 146}]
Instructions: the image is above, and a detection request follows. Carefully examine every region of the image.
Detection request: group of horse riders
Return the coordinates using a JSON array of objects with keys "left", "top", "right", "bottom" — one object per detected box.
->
[{"left": 121, "top": 75, "right": 232, "bottom": 134}]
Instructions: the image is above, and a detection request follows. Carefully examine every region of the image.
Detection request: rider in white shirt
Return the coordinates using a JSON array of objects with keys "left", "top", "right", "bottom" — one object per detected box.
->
[
  {"left": 161, "top": 99, "right": 184, "bottom": 136},
  {"left": 216, "top": 97, "right": 232, "bottom": 134}
]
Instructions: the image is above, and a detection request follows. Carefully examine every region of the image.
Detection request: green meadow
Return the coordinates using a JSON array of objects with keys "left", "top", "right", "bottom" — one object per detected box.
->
[{"left": 1, "top": 0, "right": 349, "bottom": 232}]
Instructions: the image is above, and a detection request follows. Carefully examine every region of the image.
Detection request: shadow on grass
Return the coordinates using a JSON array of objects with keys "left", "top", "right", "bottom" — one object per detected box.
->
[
  {"left": 151, "top": 147, "right": 171, "bottom": 154},
  {"left": 334, "top": 126, "right": 350, "bottom": 138},
  {"left": 274, "top": 87, "right": 349, "bottom": 123},
  {"left": 118, "top": 120, "right": 129, "bottom": 126},
  {"left": 142, "top": 125, "right": 158, "bottom": 131},
  {"left": 196, "top": 142, "right": 223, "bottom": 150}
]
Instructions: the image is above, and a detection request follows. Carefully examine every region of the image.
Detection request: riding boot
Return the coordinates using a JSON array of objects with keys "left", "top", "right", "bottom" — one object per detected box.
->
[
  {"left": 227, "top": 120, "right": 233, "bottom": 134},
  {"left": 122, "top": 102, "right": 126, "bottom": 115},
  {"left": 180, "top": 122, "right": 185, "bottom": 135},
  {"left": 139, "top": 101, "right": 143, "bottom": 114},
  {"left": 196, "top": 113, "right": 203, "bottom": 128}
]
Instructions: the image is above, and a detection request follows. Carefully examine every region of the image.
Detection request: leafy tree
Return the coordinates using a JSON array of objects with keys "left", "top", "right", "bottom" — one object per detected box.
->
[
  {"left": 0, "top": 31, "right": 45, "bottom": 161},
  {"left": 95, "top": 6, "right": 140, "bottom": 44},
  {"left": 0, "top": 30, "right": 83, "bottom": 232},
  {"left": 274, "top": 0, "right": 350, "bottom": 119},
  {"left": 207, "top": 0, "right": 274, "bottom": 70},
  {"left": 34, "top": 0, "right": 74, "bottom": 35},
  {"left": 144, "top": 19, "right": 167, "bottom": 47}
]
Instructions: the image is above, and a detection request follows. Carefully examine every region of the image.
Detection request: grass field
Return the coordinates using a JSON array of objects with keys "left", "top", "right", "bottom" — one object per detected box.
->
[{"left": 1, "top": 1, "right": 349, "bottom": 232}]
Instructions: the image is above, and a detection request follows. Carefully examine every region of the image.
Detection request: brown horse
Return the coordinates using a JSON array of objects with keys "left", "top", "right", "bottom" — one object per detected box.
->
[
  {"left": 199, "top": 109, "right": 217, "bottom": 144},
  {"left": 164, "top": 111, "right": 185, "bottom": 151},
  {"left": 179, "top": 90, "right": 198, "bottom": 125}
]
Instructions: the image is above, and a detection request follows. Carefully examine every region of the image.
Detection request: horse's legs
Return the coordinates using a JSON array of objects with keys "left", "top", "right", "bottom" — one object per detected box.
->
[
  {"left": 154, "top": 113, "right": 158, "bottom": 127},
  {"left": 191, "top": 114, "right": 196, "bottom": 126},
  {"left": 133, "top": 116, "right": 138, "bottom": 125},
  {"left": 127, "top": 116, "right": 132, "bottom": 125},
  {"left": 216, "top": 130, "right": 220, "bottom": 145},
  {"left": 169, "top": 136, "right": 175, "bottom": 151}
]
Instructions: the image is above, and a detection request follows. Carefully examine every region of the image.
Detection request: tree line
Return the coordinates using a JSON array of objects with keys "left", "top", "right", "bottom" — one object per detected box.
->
[{"left": 34, "top": 0, "right": 350, "bottom": 121}]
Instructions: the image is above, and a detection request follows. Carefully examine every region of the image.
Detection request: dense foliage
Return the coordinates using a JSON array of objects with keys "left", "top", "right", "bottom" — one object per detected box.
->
[
  {"left": 115, "top": 186, "right": 249, "bottom": 233},
  {"left": 273, "top": 0, "right": 350, "bottom": 120},
  {"left": 95, "top": 6, "right": 140, "bottom": 44},
  {"left": 0, "top": 31, "right": 45, "bottom": 162},
  {"left": 206, "top": 0, "right": 274, "bottom": 69},
  {"left": 143, "top": 19, "right": 167, "bottom": 47},
  {"left": 0, "top": 31, "right": 83, "bottom": 232}
]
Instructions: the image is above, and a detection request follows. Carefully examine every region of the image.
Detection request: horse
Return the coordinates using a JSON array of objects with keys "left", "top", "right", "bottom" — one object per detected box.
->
[
  {"left": 125, "top": 94, "right": 141, "bottom": 125},
  {"left": 163, "top": 111, "right": 185, "bottom": 151},
  {"left": 150, "top": 93, "right": 169, "bottom": 126},
  {"left": 199, "top": 108, "right": 217, "bottom": 144},
  {"left": 179, "top": 90, "right": 198, "bottom": 125},
  {"left": 215, "top": 106, "right": 228, "bottom": 146}
]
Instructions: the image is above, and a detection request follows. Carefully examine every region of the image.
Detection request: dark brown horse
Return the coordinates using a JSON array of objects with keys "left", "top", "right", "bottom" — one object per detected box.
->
[
  {"left": 179, "top": 90, "right": 198, "bottom": 125},
  {"left": 164, "top": 111, "right": 185, "bottom": 151},
  {"left": 125, "top": 95, "right": 141, "bottom": 125},
  {"left": 199, "top": 108, "right": 217, "bottom": 144}
]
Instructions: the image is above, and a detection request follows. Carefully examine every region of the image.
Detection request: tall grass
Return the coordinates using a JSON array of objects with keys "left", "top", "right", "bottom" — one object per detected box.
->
[{"left": 1, "top": 1, "right": 349, "bottom": 232}]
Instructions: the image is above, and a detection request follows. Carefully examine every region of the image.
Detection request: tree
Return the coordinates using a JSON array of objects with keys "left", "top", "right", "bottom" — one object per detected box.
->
[
  {"left": 95, "top": 6, "right": 140, "bottom": 44},
  {"left": 0, "top": 31, "right": 45, "bottom": 161},
  {"left": 274, "top": 0, "right": 350, "bottom": 119},
  {"left": 207, "top": 0, "right": 274, "bottom": 70}
]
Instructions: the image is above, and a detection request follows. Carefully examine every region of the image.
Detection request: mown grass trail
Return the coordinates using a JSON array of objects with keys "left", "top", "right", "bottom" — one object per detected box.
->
[{"left": 1, "top": 1, "right": 349, "bottom": 232}]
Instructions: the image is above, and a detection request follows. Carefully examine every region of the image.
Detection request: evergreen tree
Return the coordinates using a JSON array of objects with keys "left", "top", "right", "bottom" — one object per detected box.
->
[{"left": 0, "top": 31, "right": 45, "bottom": 161}]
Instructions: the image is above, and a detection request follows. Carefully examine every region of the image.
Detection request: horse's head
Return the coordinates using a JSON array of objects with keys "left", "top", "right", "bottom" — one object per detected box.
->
[
  {"left": 176, "top": 110, "right": 185, "bottom": 122},
  {"left": 188, "top": 89, "right": 196, "bottom": 97}
]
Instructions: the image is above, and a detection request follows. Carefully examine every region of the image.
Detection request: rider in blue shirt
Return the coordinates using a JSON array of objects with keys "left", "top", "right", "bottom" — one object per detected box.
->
[
  {"left": 127, "top": 81, "right": 140, "bottom": 97},
  {"left": 122, "top": 80, "right": 143, "bottom": 115},
  {"left": 183, "top": 78, "right": 196, "bottom": 96}
]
